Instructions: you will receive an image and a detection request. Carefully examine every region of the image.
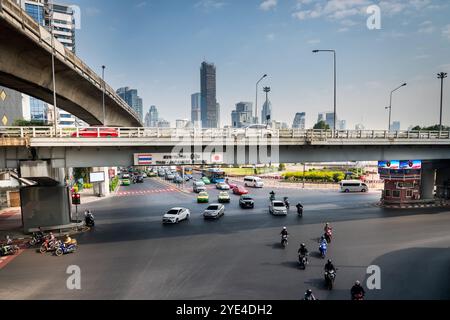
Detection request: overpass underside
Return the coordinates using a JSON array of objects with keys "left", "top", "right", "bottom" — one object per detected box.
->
[{"left": 2, "top": 143, "right": 450, "bottom": 168}]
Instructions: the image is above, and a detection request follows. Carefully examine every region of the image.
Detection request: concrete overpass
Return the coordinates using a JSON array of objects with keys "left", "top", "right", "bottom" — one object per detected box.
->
[
  {"left": 1, "top": 128, "right": 450, "bottom": 168},
  {"left": 0, "top": 0, "right": 142, "bottom": 127}
]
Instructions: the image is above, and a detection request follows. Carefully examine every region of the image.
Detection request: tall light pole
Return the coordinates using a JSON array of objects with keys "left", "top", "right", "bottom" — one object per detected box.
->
[
  {"left": 438, "top": 72, "right": 447, "bottom": 132},
  {"left": 313, "top": 49, "right": 336, "bottom": 132},
  {"left": 102, "top": 65, "right": 106, "bottom": 125},
  {"left": 49, "top": 0, "right": 58, "bottom": 135},
  {"left": 385, "top": 83, "right": 407, "bottom": 131},
  {"left": 255, "top": 74, "right": 267, "bottom": 124}
]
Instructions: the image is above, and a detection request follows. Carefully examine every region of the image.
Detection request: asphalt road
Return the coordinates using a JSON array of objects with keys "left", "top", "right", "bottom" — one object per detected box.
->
[{"left": 0, "top": 176, "right": 449, "bottom": 300}]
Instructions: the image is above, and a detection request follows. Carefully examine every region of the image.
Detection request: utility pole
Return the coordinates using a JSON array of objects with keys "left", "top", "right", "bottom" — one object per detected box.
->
[{"left": 438, "top": 72, "right": 448, "bottom": 133}]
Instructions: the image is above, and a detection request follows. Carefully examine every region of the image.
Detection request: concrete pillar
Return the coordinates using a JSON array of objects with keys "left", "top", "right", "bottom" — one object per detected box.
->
[
  {"left": 436, "top": 167, "right": 450, "bottom": 199},
  {"left": 420, "top": 162, "right": 435, "bottom": 200}
]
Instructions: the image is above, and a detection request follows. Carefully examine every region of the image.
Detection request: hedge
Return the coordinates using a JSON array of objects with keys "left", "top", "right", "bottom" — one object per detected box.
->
[{"left": 282, "top": 171, "right": 345, "bottom": 183}]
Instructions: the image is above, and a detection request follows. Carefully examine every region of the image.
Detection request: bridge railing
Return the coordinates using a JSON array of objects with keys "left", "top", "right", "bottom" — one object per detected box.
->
[{"left": 1, "top": 127, "right": 450, "bottom": 140}]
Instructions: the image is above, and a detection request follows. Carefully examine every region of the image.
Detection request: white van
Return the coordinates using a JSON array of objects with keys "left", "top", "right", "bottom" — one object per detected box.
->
[
  {"left": 244, "top": 176, "right": 264, "bottom": 188},
  {"left": 340, "top": 180, "right": 368, "bottom": 193}
]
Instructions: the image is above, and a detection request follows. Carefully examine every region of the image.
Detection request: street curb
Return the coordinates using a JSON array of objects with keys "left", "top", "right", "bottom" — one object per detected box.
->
[{"left": 377, "top": 202, "right": 450, "bottom": 209}]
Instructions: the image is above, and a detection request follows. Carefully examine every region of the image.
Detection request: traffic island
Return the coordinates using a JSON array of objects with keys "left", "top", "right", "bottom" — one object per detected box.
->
[{"left": 378, "top": 199, "right": 450, "bottom": 209}]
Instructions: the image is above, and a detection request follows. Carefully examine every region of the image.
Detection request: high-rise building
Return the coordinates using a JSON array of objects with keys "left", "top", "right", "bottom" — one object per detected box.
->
[
  {"left": 231, "top": 102, "right": 253, "bottom": 128},
  {"left": 292, "top": 112, "right": 306, "bottom": 129},
  {"left": 116, "top": 87, "right": 144, "bottom": 121},
  {"left": 338, "top": 119, "right": 347, "bottom": 130},
  {"left": 46, "top": 1, "right": 77, "bottom": 53},
  {"left": 0, "top": 87, "right": 29, "bottom": 126},
  {"left": 145, "top": 105, "right": 158, "bottom": 127},
  {"left": 157, "top": 119, "right": 170, "bottom": 128},
  {"left": 325, "top": 112, "right": 335, "bottom": 129},
  {"left": 191, "top": 93, "right": 201, "bottom": 128},
  {"left": 261, "top": 100, "right": 272, "bottom": 124},
  {"left": 391, "top": 121, "right": 401, "bottom": 132},
  {"left": 355, "top": 123, "right": 365, "bottom": 131},
  {"left": 200, "top": 62, "right": 218, "bottom": 128}
]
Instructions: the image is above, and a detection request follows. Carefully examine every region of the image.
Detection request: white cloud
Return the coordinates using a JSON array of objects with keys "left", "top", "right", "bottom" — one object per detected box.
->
[
  {"left": 260, "top": 0, "right": 277, "bottom": 11},
  {"left": 443, "top": 25, "right": 450, "bottom": 40},
  {"left": 418, "top": 21, "right": 435, "bottom": 34},
  {"left": 195, "top": 0, "right": 226, "bottom": 11},
  {"left": 307, "top": 39, "right": 321, "bottom": 45},
  {"left": 266, "top": 33, "right": 276, "bottom": 41}
]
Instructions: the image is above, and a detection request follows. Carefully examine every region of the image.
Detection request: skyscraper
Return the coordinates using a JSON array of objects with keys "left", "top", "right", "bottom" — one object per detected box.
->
[
  {"left": 261, "top": 100, "right": 272, "bottom": 125},
  {"left": 200, "top": 62, "right": 218, "bottom": 128},
  {"left": 191, "top": 93, "right": 201, "bottom": 128},
  {"left": 231, "top": 102, "right": 253, "bottom": 128},
  {"left": 116, "top": 87, "right": 144, "bottom": 121},
  {"left": 391, "top": 121, "right": 401, "bottom": 132},
  {"left": 292, "top": 112, "right": 306, "bottom": 129}
]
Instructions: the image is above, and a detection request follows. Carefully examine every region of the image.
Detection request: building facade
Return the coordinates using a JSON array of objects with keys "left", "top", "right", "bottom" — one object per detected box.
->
[
  {"left": 191, "top": 93, "right": 201, "bottom": 128},
  {"left": 0, "top": 87, "right": 28, "bottom": 126},
  {"left": 261, "top": 100, "right": 272, "bottom": 125},
  {"left": 292, "top": 112, "right": 306, "bottom": 129},
  {"left": 200, "top": 62, "right": 218, "bottom": 128},
  {"left": 231, "top": 102, "right": 253, "bottom": 128},
  {"left": 116, "top": 87, "right": 144, "bottom": 121}
]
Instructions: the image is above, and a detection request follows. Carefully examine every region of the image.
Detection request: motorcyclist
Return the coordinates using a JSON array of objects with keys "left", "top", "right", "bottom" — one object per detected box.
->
[
  {"left": 324, "top": 222, "right": 332, "bottom": 233},
  {"left": 351, "top": 281, "right": 366, "bottom": 300},
  {"left": 324, "top": 259, "right": 336, "bottom": 273},
  {"left": 64, "top": 234, "right": 76, "bottom": 246},
  {"left": 48, "top": 232, "right": 55, "bottom": 242},
  {"left": 283, "top": 197, "right": 290, "bottom": 210},
  {"left": 304, "top": 289, "right": 317, "bottom": 301},
  {"left": 280, "top": 227, "right": 288, "bottom": 237},
  {"left": 5, "top": 235, "right": 12, "bottom": 245},
  {"left": 296, "top": 202, "right": 304, "bottom": 213},
  {"left": 298, "top": 243, "right": 309, "bottom": 264},
  {"left": 270, "top": 190, "right": 275, "bottom": 201}
]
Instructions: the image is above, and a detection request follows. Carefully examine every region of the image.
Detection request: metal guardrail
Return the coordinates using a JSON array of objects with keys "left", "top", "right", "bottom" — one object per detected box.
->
[
  {"left": 0, "top": 127, "right": 450, "bottom": 140},
  {"left": 0, "top": 0, "right": 142, "bottom": 125}
]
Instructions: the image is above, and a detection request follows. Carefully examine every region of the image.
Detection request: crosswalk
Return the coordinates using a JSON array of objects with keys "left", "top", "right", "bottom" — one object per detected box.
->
[{"left": 116, "top": 188, "right": 178, "bottom": 197}]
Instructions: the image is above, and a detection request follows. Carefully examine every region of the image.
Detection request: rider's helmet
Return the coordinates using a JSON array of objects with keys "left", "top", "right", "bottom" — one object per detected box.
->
[
  {"left": 327, "top": 259, "right": 332, "bottom": 264},
  {"left": 283, "top": 227, "right": 287, "bottom": 230},
  {"left": 355, "top": 280, "right": 361, "bottom": 286},
  {"left": 306, "top": 289, "right": 312, "bottom": 295},
  {"left": 301, "top": 243, "right": 306, "bottom": 248}
]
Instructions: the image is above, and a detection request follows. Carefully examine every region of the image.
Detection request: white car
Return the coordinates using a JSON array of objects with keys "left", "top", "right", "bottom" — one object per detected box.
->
[
  {"left": 216, "top": 182, "right": 230, "bottom": 190},
  {"left": 203, "top": 204, "right": 225, "bottom": 220},
  {"left": 269, "top": 201, "right": 288, "bottom": 216},
  {"left": 163, "top": 207, "right": 190, "bottom": 224}
]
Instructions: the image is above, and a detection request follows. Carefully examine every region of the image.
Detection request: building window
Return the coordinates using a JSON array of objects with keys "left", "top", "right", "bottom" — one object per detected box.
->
[
  {"left": 406, "top": 190, "right": 413, "bottom": 197},
  {"left": 385, "top": 190, "right": 391, "bottom": 197},
  {"left": 393, "top": 190, "right": 400, "bottom": 198}
]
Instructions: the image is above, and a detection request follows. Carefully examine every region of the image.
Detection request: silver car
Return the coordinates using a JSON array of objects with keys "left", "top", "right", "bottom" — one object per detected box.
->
[
  {"left": 163, "top": 207, "right": 190, "bottom": 224},
  {"left": 203, "top": 204, "right": 225, "bottom": 220},
  {"left": 269, "top": 200, "right": 288, "bottom": 216}
]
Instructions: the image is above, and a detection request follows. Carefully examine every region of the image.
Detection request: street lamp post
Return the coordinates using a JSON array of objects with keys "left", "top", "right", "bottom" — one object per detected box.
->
[
  {"left": 102, "top": 65, "right": 106, "bottom": 125},
  {"left": 50, "top": 0, "right": 58, "bottom": 136},
  {"left": 438, "top": 72, "right": 448, "bottom": 132},
  {"left": 255, "top": 74, "right": 267, "bottom": 124},
  {"left": 313, "top": 50, "right": 336, "bottom": 133},
  {"left": 385, "top": 83, "right": 407, "bottom": 132}
]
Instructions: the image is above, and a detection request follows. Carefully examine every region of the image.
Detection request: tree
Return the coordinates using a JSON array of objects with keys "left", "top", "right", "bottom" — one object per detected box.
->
[
  {"left": 313, "top": 121, "right": 330, "bottom": 130},
  {"left": 410, "top": 125, "right": 450, "bottom": 131},
  {"left": 13, "top": 119, "right": 48, "bottom": 127}
]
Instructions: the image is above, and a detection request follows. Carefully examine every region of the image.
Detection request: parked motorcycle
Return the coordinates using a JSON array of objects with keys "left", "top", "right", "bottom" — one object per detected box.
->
[
  {"left": 324, "top": 270, "right": 336, "bottom": 290},
  {"left": 55, "top": 241, "right": 78, "bottom": 257},
  {"left": 85, "top": 211, "right": 95, "bottom": 227},
  {"left": 0, "top": 243, "right": 19, "bottom": 256},
  {"left": 319, "top": 240, "right": 327, "bottom": 258},
  {"left": 39, "top": 239, "right": 61, "bottom": 254},
  {"left": 28, "top": 232, "right": 45, "bottom": 247},
  {"left": 281, "top": 235, "right": 288, "bottom": 248}
]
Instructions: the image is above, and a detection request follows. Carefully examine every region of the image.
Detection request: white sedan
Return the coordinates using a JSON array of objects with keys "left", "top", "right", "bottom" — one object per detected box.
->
[
  {"left": 163, "top": 207, "right": 190, "bottom": 224},
  {"left": 203, "top": 204, "right": 225, "bottom": 220}
]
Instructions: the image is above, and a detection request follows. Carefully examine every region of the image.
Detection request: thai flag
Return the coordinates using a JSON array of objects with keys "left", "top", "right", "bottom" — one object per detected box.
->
[{"left": 138, "top": 154, "right": 153, "bottom": 165}]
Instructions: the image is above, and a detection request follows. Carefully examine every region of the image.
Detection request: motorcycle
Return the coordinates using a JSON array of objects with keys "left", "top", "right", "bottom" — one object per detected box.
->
[
  {"left": 0, "top": 243, "right": 19, "bottom": 256},
  {"left": 269, "top": 194, "right": 275, "bottom": 202},
  {"left": 352, "top": 293, "right": 364, "bottom": 300},
  {"left": 298, "top": 254, "right": 308, "bottom": 270},
  {"left": 324, "top": 229, "right": 333, "bottom": 244},
  {"left": 85, "top": 212, "right": 95, "bottom": 227},
  {"left": 55, "top": 241, "right": 78, "bottom": 257},
  {"left": 324, "top": 270, "right": 336, "bottom": 290},
  {"left": 296, "top": 204, "right": 303, "bottom": 217},
  {"left": 39, "top": 239, "right": 61, "bottom": 254},
  {"left": 281, "top": 235, "right": 288, "bottom": 248},
  {"left": 319, "top": 240, "right": 327, "bottom": 258},
  {"left": 283, "top": 197, "right": 290, "bottom": 211},
  {"left": 28, "top": 232, "right": 45, "bottom": 247}
]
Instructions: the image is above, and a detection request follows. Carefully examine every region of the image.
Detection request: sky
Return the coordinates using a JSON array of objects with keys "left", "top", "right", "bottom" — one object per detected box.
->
[{"left": 68, "top": 0, "right": 450, "bottom": 130}]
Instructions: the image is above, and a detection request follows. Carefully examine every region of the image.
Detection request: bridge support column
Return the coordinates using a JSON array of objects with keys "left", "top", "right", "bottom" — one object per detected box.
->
[
  {"left": 436, "top": 167, "right": 450, "bottom": 199},
  {"left": 420, "top": 162, "right": 435, "bottom": 201},
  {"left": 20, "top": 160, "right": 66, "bottom": 184}
]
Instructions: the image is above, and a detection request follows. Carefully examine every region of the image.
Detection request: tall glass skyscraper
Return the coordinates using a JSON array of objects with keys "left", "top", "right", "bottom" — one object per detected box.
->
[
  {"left": 116, "top": 87, "right": 144, "bottom": 121},
  {"left": 191, "top": 93, "right": 201, "bottom": 128},
  {"left": 261, "top": 100, "right": 272, "bottom": 125},
  {"left": 200, "top": 62, "right": 218, "bottom": 128},
  {"left": 292, "top": 112, "right": 306, "bottom": 129}
]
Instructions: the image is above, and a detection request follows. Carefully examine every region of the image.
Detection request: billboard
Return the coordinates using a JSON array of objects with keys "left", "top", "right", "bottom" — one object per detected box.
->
[
  {"left": 134, "top": 153, "right": 223, "bottom": 165},
  {"left": 378, "top": 160, "right": 400, "bottom": 169},
  {"left": 89, "top": 172, "right": 105, "bottom": 183},
  {"left": 399, "top": 160, "right": 422, "bottom": 169}
]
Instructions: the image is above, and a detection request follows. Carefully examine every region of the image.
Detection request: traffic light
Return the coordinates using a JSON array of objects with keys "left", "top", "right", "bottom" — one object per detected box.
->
[{"left": 72, "top": 193, "right": 81, "bottom": 205}]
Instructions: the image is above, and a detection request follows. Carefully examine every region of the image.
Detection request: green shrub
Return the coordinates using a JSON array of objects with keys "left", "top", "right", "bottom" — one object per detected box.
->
[
  {"left": 110, "top": 176, "right": 119, "bottom": 192},
  {"left": 83, "top": 183, "right": 93, "bottom": 189}
]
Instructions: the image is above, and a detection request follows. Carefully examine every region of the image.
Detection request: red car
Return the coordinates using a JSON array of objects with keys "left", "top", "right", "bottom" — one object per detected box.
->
[
  {"left": 71, "top": 127, "right": 118, "bottom": 138},
  {"left": 226, "top": 180, "right": 237, "bottom": 190},
  {"left": 233, "top": 185, "right": 248, "bottom": 195}
]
